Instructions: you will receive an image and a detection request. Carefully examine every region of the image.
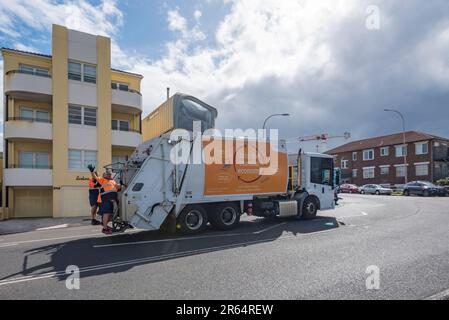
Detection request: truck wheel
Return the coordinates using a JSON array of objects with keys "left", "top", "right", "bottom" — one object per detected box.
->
[
  {"left": 301, "top": 197, "right": 318, "bottom": 220},
  {"left": 177, "top": 205, "right": 208, "bottom": 234},
  {"left": 209, "top": 203, "right": 241, "bottom": 230}
]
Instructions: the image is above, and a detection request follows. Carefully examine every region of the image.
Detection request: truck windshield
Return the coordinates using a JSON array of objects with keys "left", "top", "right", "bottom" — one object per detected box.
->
[{"left": 311, "top": 157, "right": 334, "bottom": 186}]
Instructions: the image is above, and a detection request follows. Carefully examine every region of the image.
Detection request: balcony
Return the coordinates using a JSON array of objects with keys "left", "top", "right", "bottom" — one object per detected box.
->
[
  {"left": 112, "top": 88, "right": 142, "bottom": 112},
  {"left": 112, "top": 129, "right": 142, "bottom": 148},
  {"left": 4, "top": 70, "right": 52, "bottom": 102},
  {"left": 4, "top": 165, "right": 53, "bottom": 187},
  {"left": 4, "top": 118, "right": 52, "bottom": 141}
]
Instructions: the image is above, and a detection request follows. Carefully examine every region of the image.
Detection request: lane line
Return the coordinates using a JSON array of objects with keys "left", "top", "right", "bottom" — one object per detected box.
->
[
  {"left": 424, "top": 288, "right": 449, "bottom": 300},
  {"left": 0, "top": 229, "right": 141, "bottom": 249},
  {"left": 36, "top": 224, "right": 70, "bottom": 231},
  {"left": 94, "top": 223, "right": 287, "bottom": 248}
]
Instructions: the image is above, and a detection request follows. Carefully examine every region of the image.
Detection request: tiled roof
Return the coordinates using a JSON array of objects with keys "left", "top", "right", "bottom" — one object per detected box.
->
[
  {"left": 326, "top": 131, "right": 449, "bottom": 154},
  {"left": 1, "top": 47, "right": 143, "bottom": 77}
]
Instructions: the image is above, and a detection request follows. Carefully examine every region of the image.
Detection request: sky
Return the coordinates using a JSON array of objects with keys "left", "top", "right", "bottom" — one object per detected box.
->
[{"left": 0, "top": 0, "right": 448, "bottom": 152}]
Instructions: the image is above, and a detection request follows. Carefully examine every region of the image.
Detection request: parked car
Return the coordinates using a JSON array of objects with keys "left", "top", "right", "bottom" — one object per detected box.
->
[
  {"left": 403, "top": 181, "right": 447, "bottom": 197},
  {"left": 338, "top": 184, "right": 360, "bottom": 194},
  {"left": 359, "top": 184, "right": 393, "bottom": 195}
]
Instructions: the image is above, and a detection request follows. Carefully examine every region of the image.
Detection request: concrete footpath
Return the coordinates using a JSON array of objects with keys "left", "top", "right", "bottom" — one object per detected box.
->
[{"left": 0, "top": 216, "right": 92, "bottom": 235}]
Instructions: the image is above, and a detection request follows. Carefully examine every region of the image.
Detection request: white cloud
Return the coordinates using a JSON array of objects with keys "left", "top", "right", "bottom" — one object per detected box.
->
[
  {"left": 13, "top": 42, "right": 38, "bottom": 52},
  {"left": 1, "top": 0, "right": 449, "bottom": 151}
]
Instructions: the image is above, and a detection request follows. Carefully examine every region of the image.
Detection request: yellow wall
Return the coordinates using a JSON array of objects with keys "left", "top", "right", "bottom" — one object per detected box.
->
[
  {"left": 97, "top": 35, "right": 112, "bottom": 172},
  {"left": 112, "top": 147, "right": 135, "bottom": 158},
  {"left": 112, "top": 111, "right": 140, "bottom": 131},
  {"left": 13, "top": 100, "right": 52, "bottom": 117},
  {"left": 2, "top": 51, "right": 51, "bottom": 74},
  {"left": 142, "top": 96, "right": 174, "bottom": 141},
  {"left": 111, "top": 71, "right": 142, "bottom": 92},
  {"left": 51, "top": 24, "right": 69, "bottom": 218},
  {"left": 13, "top": 141, "right": 52, "bottom": 165}
]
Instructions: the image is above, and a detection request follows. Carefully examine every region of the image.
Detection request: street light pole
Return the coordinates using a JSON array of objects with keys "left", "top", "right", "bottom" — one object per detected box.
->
[
  {"left": 384, "top": 109, "right": 407, "bottom": 184},
  {"left": 262, "top": 113, "right": 290, "bottom": 130}
]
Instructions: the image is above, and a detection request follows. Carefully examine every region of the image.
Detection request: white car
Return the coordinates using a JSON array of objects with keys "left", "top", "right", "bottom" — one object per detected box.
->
[{"left": 359, "top": 184, "right": 392, "bottom": 195}]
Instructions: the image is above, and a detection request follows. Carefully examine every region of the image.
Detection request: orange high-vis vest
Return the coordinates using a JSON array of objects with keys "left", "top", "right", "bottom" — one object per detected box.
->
[
  {"left": 88, "top": 178, "right": 97, "bottom": 189},
  {"left": 96, "top": 177, "right": 120, "bottom": 203}
]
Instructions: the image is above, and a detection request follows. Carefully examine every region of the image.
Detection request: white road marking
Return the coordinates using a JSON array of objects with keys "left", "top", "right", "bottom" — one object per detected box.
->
[
  {"left": 94, "top": 222, "right": 287, "bottom": 248},
  {"left": 425, "top": 288, "right": 449, "bottom": 300},
  {"left": 36, "top": 224, "right": 70, "bottom": 231},
  {"left": 0, "top": 228, "right": 341, "bottom": 287},
  {"left": 338, "top": 211, "right": 369, "bottom": 218},
  {"left": 0, "top": 229, "right": 140, "bottom": 249}
]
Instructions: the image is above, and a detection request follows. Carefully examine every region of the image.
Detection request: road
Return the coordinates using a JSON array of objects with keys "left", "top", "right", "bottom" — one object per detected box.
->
[{"left": 0, "top": 194, "right": 448, "bottom": 300}]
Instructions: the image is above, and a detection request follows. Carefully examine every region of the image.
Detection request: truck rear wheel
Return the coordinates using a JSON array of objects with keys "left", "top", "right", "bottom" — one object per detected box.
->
[
  {"left": 209, "top": 203, "right": 241, "bottom": 230},
  {"left": 301, "top": 197, "right": 318, "bottom": 220},
  {"left": 177, "top": 205, "right": 208, "bottom": 234}
]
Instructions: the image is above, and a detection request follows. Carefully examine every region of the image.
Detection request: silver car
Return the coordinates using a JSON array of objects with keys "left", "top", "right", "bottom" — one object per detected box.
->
[{"left": 359, "top": 184, "right": 392, "bottom": 195}]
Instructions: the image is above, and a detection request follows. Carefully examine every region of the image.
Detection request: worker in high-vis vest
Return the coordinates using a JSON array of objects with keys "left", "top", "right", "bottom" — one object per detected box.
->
[
  {"left": 88, "top": 175, "right": 102, "bottom": 225},
  {"left": 88, "top": 164, "right": 122, "bottom": 235}
]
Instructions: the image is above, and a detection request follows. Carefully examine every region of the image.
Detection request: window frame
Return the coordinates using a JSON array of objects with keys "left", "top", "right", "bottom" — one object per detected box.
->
[
  {"left": 415, "top": 163, "right": 429, "bottom": 176},
  {"left": 380, "top": 147, "right": 389, "bottom": 157},
  {"left": 352, "top": 152, "right": 357, "bottom": 161},
  {"left": 380, "top": 165, "right": 390, "bottom": 175},
  {"left": 341, "top": 159, "right": 349, "bottom": 169},
  {"left": 111, "top": 82, "right": 130, "bottom": 91},
  {"left": 18, "top": 151, "right": 50, "bottom": 169},
  {"left": 19, "top": 106, "right": 50, "bottom": 122},
  {"left": 68, "top": 60, "right": 97, "bottom": 84},
  {"left": 68, "top": 105, "right": 97, "bottom": 127},
  {"left": 362, "top": 167, "right": 375, "bottom": 179},
  {"left": 395, "top": 145, "right": 407, "bottom": 157},
  {"left": 395, "top": 165, "right": 407, "bottom": 177},
  {"left": 68, "top": 149, "right": 97, "bottom": 171},
  {"left": 363, "top": 149, "right": 375, "bottom": 161},
  {"left": 112, "top": 119, "right": 130, "bottom": 131},
  {"left": 415, "top": 142, "right": 429, "bottom": 155},
  {"left": 19, "top": 64, "right": 49, "bottom": 77}
]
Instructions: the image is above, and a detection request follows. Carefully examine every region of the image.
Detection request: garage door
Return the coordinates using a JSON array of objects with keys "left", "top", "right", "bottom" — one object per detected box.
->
[
  {"left": 14, "top": 188, "right": 53, "bottom": 218},
  {"left": 60, "top": 187, "right": 90, "bottom": 217}
]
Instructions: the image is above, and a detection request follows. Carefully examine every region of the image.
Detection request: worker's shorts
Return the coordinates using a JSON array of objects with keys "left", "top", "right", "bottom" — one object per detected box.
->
[
  {"left": 98, "top": 192, "right": 118, "bottom": 215},
  {"left": 89, "top": 189, "right": 99, "bottom": 207}
]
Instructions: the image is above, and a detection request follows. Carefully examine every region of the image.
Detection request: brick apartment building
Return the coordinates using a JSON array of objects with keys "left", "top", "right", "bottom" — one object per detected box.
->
[{"left": 326, "top": 131, "right": 449, "bottom": 187}]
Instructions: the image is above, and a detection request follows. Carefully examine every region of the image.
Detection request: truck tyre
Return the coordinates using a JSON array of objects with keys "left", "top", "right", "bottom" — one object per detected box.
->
[
  {"left": 301, "top": 197, "right": 318, "bottom": 220},
  {"left": 209, "top": 203, "right": 241, "bottom": 230},
  {"left": 177, "top": 205, "right": 208, "bottom": 234}
]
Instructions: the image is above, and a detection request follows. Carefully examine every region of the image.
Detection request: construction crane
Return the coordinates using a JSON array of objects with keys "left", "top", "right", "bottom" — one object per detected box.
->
[{"left": 286, "top": 132, "right": 351, "bottom": 152}]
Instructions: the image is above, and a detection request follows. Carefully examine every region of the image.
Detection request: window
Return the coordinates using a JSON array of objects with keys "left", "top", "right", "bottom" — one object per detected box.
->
[
  {"left": 68, "top": 149, "right": 97, "bottom": 171},
  {"left": 111, "top": 82, "right": 129, "bottom": 91},
  {"left": 363, "top": 149, "right": 374, "bottom": 161},
  {"left": 415, "top": 142, "right": 428, "bottom": 155},
  {"left": 341, "top": 159, "right": 349, "bottom": 169},
  {"left": 68, "top": 61, "right": 82, "bottom": 81},
  {"left": 310, "top": 157, "right": 334, "bottom": 186},
  {"left": 83, "top": 64, "right": 97, "bottom": 83},
  {"left": 352, "top": 152, "right": 357, "bottom": 161},
  {"left": 19, "top": 151, "right": 49, "bottom": 169},
  {"left": 20, "top": 107, "right": 50, "bottom": 122},
  {"left": 19, "top": 64, "right": 49, "bottom": 77},
  {"left": 112, "top": 119, "right": 130, "bottom": 131},
  {"left": 396, "top": 165, "right": 406, "bottom": 177},
  {"left": 352, "top": 169, "right": 357, "bottom": 178},
  {"left": 395, "top": 145, "right": 407, "bottom": 157},
  {"left": 380, "top": 166, "right": 390, "bottom": 175},
  {"left": 415, "top": 163, "right": 429, "bottom": 176},
  {"left": 69, "top": 105, "right": 96, "bottom": 126},
  {"left": 380, "top": 147, "right": 389, "bottom": 157},
  {"left": 363, "top": 167, "right": 375, "bottom": 179},
  {"left": 68, "top": 61, "right": 96, "bottom": 83}
]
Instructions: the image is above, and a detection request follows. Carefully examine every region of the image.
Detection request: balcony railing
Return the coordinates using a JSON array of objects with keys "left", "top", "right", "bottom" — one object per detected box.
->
[
  {"left": 8, "top": 164, "right": 53, "bottom": 169},
  {"left": 111, "top": 84, "right": 141, "bottom": 95},
  {"left": 112, "top": 127, "right": 141, "bottom": 134},
  {"left": 6, "top": 69, "right": 51, "bottom": 78},
  {"left": 8, "top": 117, "right": 52, "bottom": 123}
]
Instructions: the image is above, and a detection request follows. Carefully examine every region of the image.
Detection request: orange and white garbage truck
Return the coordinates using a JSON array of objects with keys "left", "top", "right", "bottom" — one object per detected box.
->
[{"left": 112, "top": 93, "right": 336, "bottom": 233}]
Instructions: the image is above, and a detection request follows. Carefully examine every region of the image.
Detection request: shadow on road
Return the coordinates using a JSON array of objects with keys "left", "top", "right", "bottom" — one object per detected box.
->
[{"left": 2, "top": 216, "right": 341, "bottom": 282}]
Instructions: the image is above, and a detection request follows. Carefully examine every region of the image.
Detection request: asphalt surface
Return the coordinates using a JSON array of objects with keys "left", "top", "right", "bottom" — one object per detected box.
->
[{"left": 0, "top": 194, "right": 448, "bottom": 300}]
